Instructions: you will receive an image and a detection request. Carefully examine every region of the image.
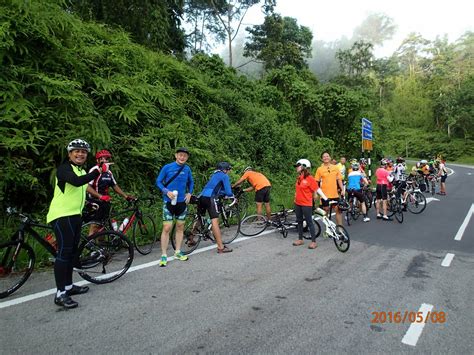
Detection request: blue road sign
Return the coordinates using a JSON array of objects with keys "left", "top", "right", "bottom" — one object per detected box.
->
[
  {"left": 362, "top": 128, "right": 372, "bottom": 140},
  {"left": 362, "top": 118, "right": 372, "bottom": 131}
]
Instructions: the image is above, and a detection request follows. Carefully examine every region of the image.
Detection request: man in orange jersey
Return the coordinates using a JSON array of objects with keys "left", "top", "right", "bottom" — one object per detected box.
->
[
  {"left": 233, "top": 166, "right": 272, "bottom": 220},
  {"left": 315, "top": 152, "right": 344, "bottom": 226}
]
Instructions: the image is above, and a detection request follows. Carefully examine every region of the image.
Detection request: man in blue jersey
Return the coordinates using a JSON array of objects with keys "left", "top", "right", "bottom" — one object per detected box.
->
[
  {"left": 198, "top": 162, "right": 235, "bottom": 253},
  {"left": 156, "top": 147, "right": 194, "bottom": 266},
  {"left": 346, "top": 162, "right": 370, "bottom": 222}
]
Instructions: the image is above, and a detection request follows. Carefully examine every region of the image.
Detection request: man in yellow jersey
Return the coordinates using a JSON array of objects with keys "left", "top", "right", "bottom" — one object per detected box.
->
[
  {"left": 233, "top": 166, "right": 272, "bottom": 220},
  {"left": 336, "top": 157, "right": 347, "bottom": 180},
  {"left": 315, "top": 152, "right": 344, "bottom": 226}
]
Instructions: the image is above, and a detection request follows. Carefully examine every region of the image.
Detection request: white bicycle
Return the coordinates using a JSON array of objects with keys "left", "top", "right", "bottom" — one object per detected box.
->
[{"left": 312, "top": 201, "right": 350, "bottom": 253}]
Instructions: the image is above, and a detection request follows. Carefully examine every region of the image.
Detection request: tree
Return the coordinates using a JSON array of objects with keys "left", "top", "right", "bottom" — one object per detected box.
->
[
  {"left": 352, "top": 13, "right": 397, "bottom": 47},
  {"left": 336, "top": 40, "right": 374, "bottom": 77},
  {"left": 395, "top": 32, "right": 431, "bottom": 76},
  {"left": 207, "top": 0, "right": 260, "bottom": 67},
  {"left": 244, "top": 14, "right": 313, "bottom": 71},
  {"left": 68, "top": 0, "right": 186, "bottom": 55}
]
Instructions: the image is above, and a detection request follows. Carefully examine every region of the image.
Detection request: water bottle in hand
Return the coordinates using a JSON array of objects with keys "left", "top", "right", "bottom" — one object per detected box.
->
[{"left": 171, "top": 190, "right": 178, "bottom": 205}]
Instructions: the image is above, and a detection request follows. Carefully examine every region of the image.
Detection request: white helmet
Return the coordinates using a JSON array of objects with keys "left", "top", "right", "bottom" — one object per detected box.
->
[
  {"left": 295, "top": 159, "right": 311, "bottom": 168},
  {"left": 67, "top": 139, "right": 91, "bottom": 152}
]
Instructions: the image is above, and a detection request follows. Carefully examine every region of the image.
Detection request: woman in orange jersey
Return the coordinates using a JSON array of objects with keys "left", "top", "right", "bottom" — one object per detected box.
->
[{"left": 293, "top": 159, "right": 323, "bottom": 249}]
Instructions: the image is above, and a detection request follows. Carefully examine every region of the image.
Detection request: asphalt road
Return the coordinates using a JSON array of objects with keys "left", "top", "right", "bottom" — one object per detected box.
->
[{"left": 1, "top": 165, "right": 473, "bottom": 354}]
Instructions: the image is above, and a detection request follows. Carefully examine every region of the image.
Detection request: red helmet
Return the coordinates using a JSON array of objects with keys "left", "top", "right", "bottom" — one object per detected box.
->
[{"left": 95, "top": 150, "right": 112, "bottom": 159}]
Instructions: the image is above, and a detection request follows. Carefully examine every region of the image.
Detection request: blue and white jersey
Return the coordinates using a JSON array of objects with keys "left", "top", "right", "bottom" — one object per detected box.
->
[{"left": 347, "top": 170, "right": 364, "bottom": 191}]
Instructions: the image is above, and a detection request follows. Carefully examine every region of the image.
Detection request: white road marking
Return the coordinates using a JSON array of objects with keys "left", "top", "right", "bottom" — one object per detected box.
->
[
  {"left": 425, "top": 197, "right": 440, "bottom": 203},
  {"left": 441, "top": 253, "right": 455, "bottom": 267},
  {"left": 468, "top": 173, "right": 472, "bottom": 176},
  {"left": 454, "top": 204, "right": 474, "bottom": 241},
  {"left": 401, "top": 303, "right": 434, "bottom": 346},
  {"left": 0, "top": 228, "right": 279, "bottom": 309}
]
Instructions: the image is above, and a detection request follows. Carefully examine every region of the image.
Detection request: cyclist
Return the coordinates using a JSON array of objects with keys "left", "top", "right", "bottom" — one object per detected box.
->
[
  {"left": 232, "top": 166, "right": 272, "bottom": 220},
  {"left": 197, "top": 162, "right": 235, "bottom": 253},
  {"left": 393, "top": 157, "right": 408, "bottom": 210},
  {"left": 156, "top": 147, "right": 194, "bottom": 267},
  {"left": 293, "top": 159, "right": 325, "bottom": 249},
  {"left": 336, "top": 157, "right": 347, "bottom": 180},
  {"left": 86, "top": 150, "right": 135, "bottom": 234},
  {"left": 438, "top": 158, "right": 448, "bottom": 195},
  {"left": 315, "top": 152, "right": 344, "bottom": 226},
  {"left": 347, "top": 162, "right": 370, "bottom": 222},
  {"left": 375, "top": 158, "right": 393, "bottom": 221},
  {"left": 46, "top": 139, "right": 107, "bottom": 309}
]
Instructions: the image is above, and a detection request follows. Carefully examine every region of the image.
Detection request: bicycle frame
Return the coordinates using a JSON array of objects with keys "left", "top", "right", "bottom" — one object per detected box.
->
[{"left": 11, "top": 217, "right": 57, "bottom": 257}]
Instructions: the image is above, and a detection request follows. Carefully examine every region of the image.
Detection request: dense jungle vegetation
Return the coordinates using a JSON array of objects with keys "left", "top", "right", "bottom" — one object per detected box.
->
[{"left": 1, "top": 0, "right": 473, "bottom": 222}]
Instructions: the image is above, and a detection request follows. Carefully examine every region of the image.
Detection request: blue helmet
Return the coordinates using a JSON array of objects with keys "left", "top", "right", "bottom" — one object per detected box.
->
[{"left": 217, "top": 162, "right": 232, "bottom": 171}]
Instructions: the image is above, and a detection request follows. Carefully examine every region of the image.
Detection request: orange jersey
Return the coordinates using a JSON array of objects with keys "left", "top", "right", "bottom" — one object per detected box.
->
[
  {"left": 295, "top": 175, "right": 318, "bottom": 206},
  {"left": 240, "top": 171, "right": 271, "bottom": 191},
  {"left": 315, "top": 164, "right": 342, "bottom": 199}
]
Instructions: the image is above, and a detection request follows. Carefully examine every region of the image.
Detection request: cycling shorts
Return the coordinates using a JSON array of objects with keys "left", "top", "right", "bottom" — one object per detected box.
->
[
  {"left": 441, "top": 175, "right": 447, "bottom": 183},
  {"left": 198, "top": 196, "right": 220, "bottom": 219},
  {"left": 163, "top": 201, "right": 187, "bottom": 222},
  {"left": 255, "top": 186, "right": 271, "bottom": 203},
  {"left": 376, "top": 184, "right": 388, "bottom": 200},
  {"left": 348, "top": 189, "right": 364, "bottom": 203}
]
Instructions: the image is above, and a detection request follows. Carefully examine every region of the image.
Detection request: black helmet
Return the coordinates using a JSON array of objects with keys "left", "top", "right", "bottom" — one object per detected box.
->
[
  {"left": 176, "top": 147, "right": 190, "bottom": 155},
  {"left": 217, "top": 162, "right": 232, "bottom": 171},
  {"left": 396, "top": 156, "right": 405, "bottom": 164}
]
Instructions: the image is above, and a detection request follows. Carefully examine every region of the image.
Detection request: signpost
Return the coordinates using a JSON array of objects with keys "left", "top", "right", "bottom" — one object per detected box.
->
[
  {"left": 361, "top": 118, "right": 373, "bottom": 152},
  {"left": 361, "top": 118, "right": 373, "bottom": 178}
]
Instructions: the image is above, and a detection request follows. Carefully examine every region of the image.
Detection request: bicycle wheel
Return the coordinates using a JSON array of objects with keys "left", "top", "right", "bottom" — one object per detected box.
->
[
  {"left": 221, "top": 205, "right": 241, "bottom": 245},
  {"left": 303, "top": 218, "right": 322, "bottom": 240},
  {"left": 387, "top": 197, "right": 397, "bottom": 217},
  {"left": 76, "top": 230, "right": 134, "bottom": 284},
  {"left": 132, "top": 214, "right": 157, "bottom": 255},
  {"left": 407, "top": 191, "right": 427, "bottom": 214},
  {"left": 0, "top": 241, "right": 35, "bottom": 299},
  {"left": 239, "top": 214, "right": 268, "bottom": 236},
  {"left": 171, "top": 215, "right": 202, "bottom": 255},
  {"left": 365, "top": 190, "right": 373, "bottom": 209},
  {"left": 333, "top": 225, "right": 350, "bottom": 253},
  {"left": 395, "top": 204, "right": 404, "bottom": 224},
  {"left": 345, "top": 209, "right": 351, "bottom": 226}
]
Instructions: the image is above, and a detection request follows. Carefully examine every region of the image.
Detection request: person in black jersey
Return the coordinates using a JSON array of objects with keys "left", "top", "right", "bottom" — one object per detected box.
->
[{"left": 46, "top": 139, "right": 109, "bottom": 309}]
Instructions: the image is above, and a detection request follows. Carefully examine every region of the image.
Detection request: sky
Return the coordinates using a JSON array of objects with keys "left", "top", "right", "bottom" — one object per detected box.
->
[{"left": 231, "top": 0, "right": 474, "bottom": 57}]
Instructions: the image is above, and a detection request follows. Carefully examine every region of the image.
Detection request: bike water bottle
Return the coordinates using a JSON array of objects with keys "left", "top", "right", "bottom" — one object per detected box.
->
[
  {"left": 171, "top": 190, "right": 178, "bottom": 205},
  {"left": 119, "top": 218, "right": 129, "bottom": 232},
  {"left": 45, "top": 233, "right": 57, "bottom": 250},
  {"left": 111, "top": 219, "right": 118, "bottom": 231}
]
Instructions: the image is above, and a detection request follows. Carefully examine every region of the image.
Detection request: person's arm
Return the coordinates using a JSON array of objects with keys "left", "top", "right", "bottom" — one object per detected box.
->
[
  {"left": 232, "top": 172, "right": 248, "bottom": 188},
  {"left": 222, "top": 175, "right": 234, "bottom": 198},
  {"left": 57, "top": 163, "right": 99, "bottom": 187},
  {"left": 87, "top": 185, "right": 101, "bottom": 199},
  {"left": 112, "top": 185, "right": 129, "bottom": 199},
  {"left": 185, "top": 167, "right": 194, "bottom": 204},
  {"left": 155, "top": 166, "right": 169, "bottom": 194},
  {"left": 244, "top": 186, "right": 254, "bottom": 193},
  {"left": 336, "top": 170, "right": 344, "bottom": 192}
]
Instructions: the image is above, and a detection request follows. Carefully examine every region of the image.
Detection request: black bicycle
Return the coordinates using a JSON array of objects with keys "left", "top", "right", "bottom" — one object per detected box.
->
[
  {"left": 0, "top": 211, "right": 134, "bottom": 299},
  {"left": 171, "top": 196, "right": 240, "bottom": 255}
]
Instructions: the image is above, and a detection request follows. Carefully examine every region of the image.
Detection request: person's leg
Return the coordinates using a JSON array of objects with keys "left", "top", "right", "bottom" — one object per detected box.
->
[
  {"left": 302, "top": 206, "right": 318, "bottom": 247},
  {"left": 160, "top": 222, "right": 173, "bottom": 255},
  {"left": 256, "top": 202, "right": 263, "bottom": 216},
  {"left": 264, "top": 202, "right": 272, "bottom": 220},
  {"left": 293, "top": 204, "right": 304, "bottom": 246}
]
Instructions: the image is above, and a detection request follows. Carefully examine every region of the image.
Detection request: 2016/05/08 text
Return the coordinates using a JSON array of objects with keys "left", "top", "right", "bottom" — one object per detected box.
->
[{"left": 371, "top": 311, "right": 446, "bottom": 324}]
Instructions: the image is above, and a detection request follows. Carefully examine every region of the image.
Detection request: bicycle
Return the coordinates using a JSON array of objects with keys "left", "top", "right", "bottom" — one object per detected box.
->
[
  {"left": 399, "top": 178, "right": 427, "bottom": 214},
  {"left": 171, "top": 196, "right": 240, "bottom": 255},
  {"left": 232, "top": 186, "right": 249, "bottom": 218},
  {"left": 312, "top": 201, "right": 350, "bottom": 252},
  {"left": 0, "top": 211, "right": 134, "bottom": 299},
  {"left": 82, "top": 197, "right": 157, "bottom": 255},
  {"left": 344, "top": 192, "right": 360, "bottom": 226},
  {"left": 386, "top": 188, "right": 404, "bottom": 223},
  {"left": 239, "top": 205, "right": 314, "bottom": 239}
]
